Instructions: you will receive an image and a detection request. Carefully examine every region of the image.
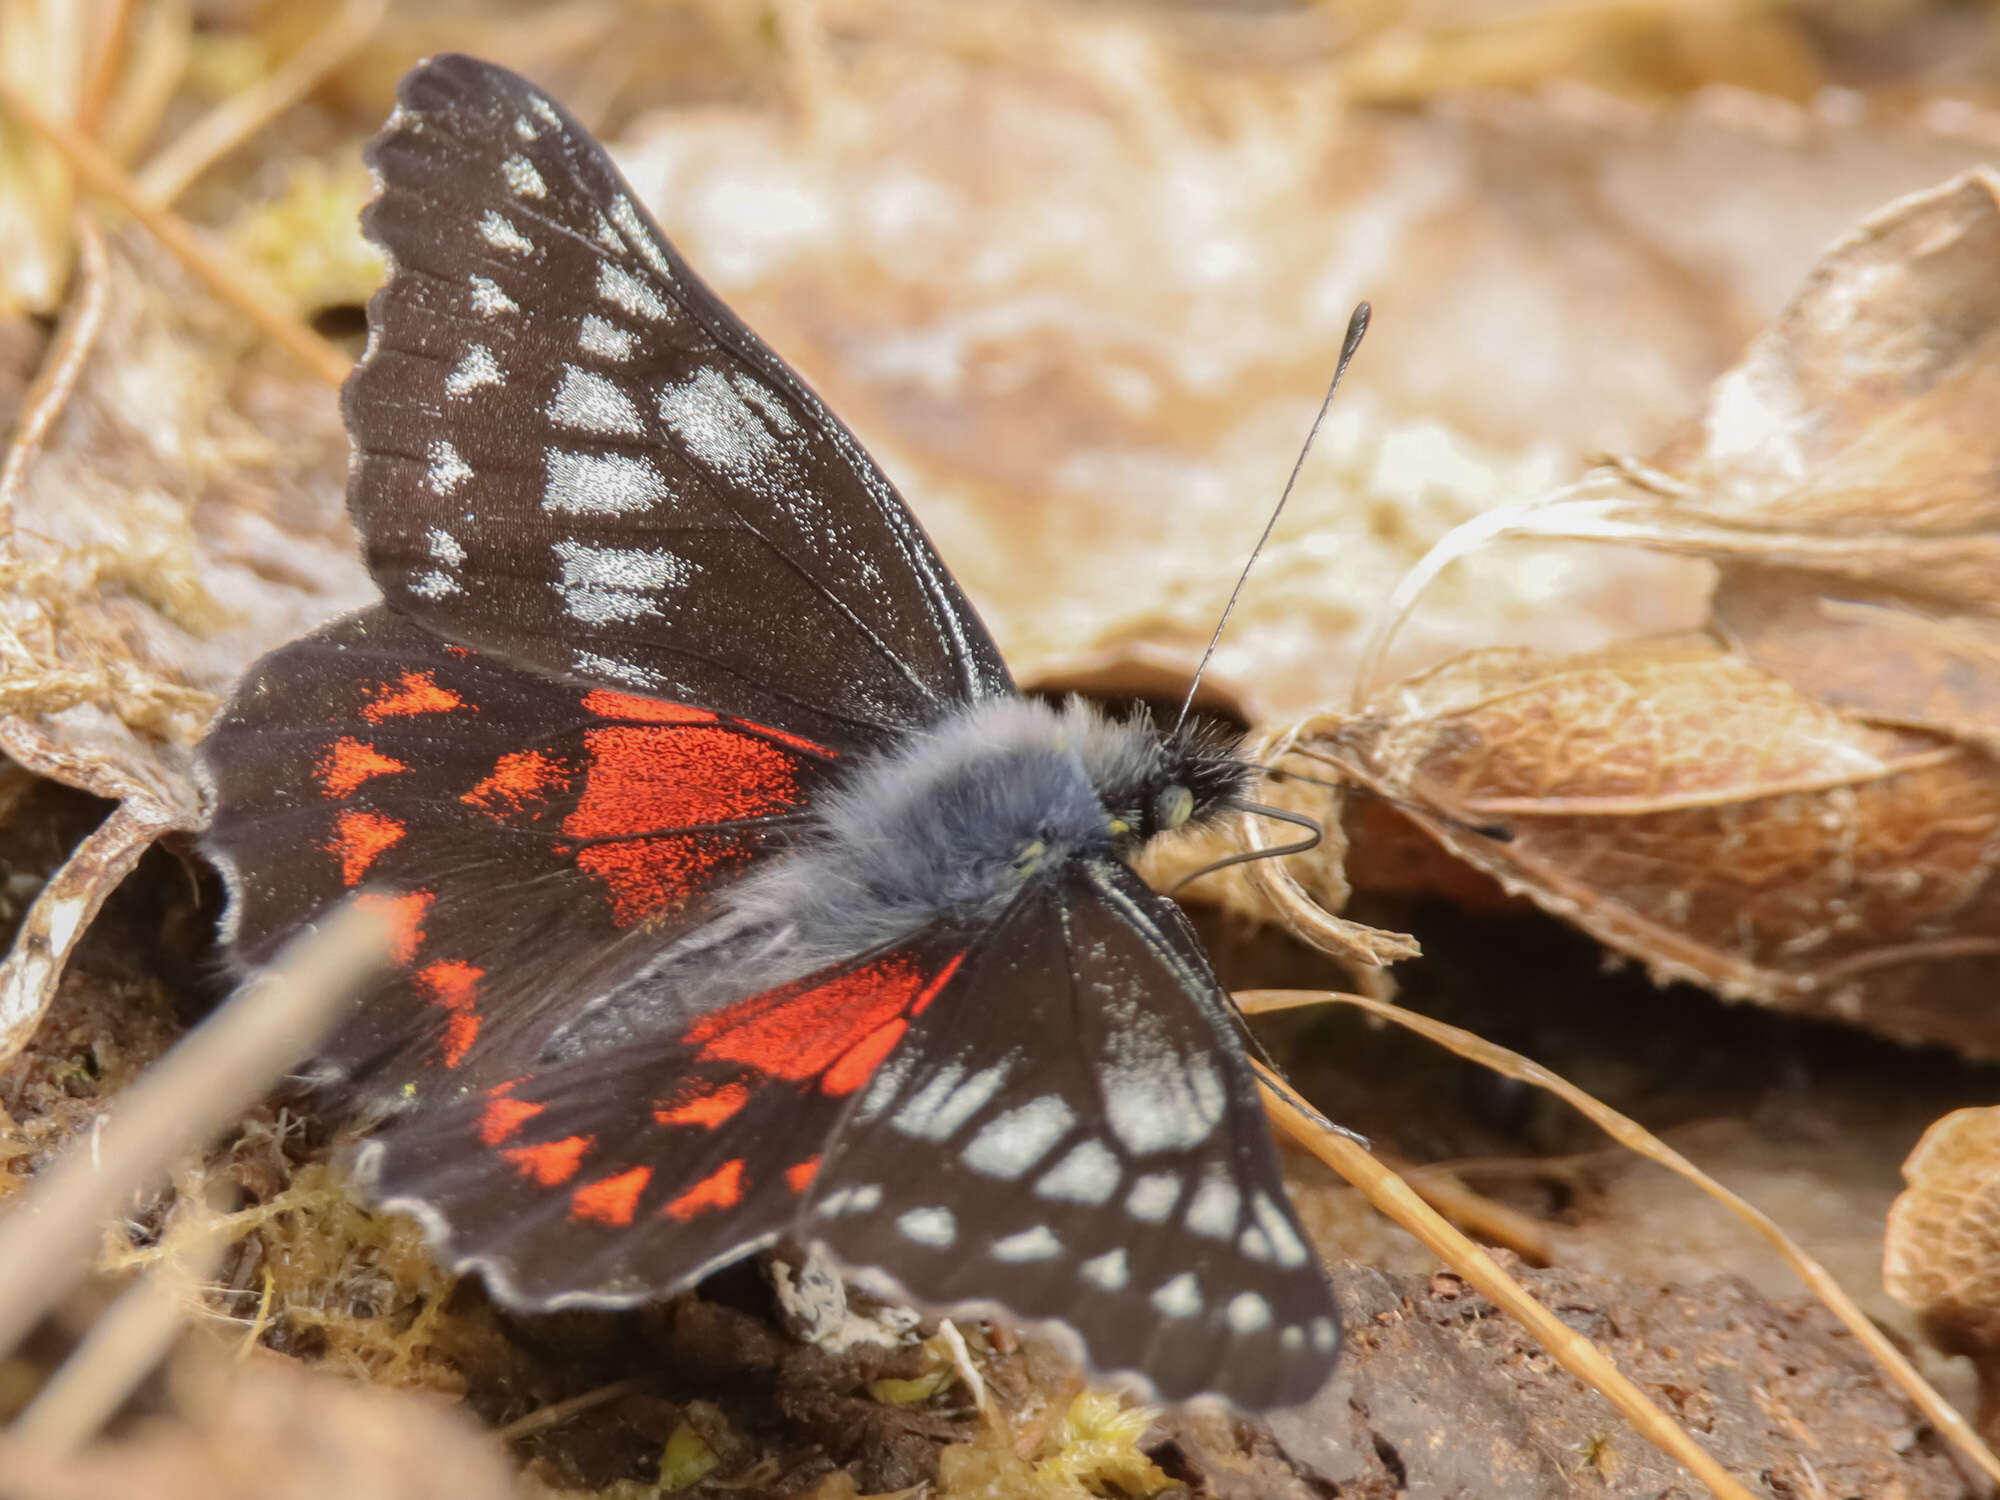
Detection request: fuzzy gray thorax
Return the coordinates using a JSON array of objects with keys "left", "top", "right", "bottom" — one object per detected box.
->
[{"left": 545, "top": 697, "right": 1246, "bottom": 1060}]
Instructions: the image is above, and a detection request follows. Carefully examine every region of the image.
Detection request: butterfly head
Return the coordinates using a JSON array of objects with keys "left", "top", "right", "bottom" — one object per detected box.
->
[{"left": 1083, "top": 711, "right": 1257, "bottom": 851}]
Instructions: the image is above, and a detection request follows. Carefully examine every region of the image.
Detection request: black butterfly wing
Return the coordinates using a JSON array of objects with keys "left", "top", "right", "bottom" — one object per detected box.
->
[
  {"left": 810, "top": 859, "right": 1339, "bottom": 1408},
  {"left": 354, "top": 855, "right": 1337, "bottom": 1409},
  {"left": 202, "top": 604, "right": 841, "bottom": 1099},
  {"left": 349, "top": 54, "right": 1010, "bottom": 751},
  {"left": 357, "top": 934, "right": 974, "bottom": 1306}
]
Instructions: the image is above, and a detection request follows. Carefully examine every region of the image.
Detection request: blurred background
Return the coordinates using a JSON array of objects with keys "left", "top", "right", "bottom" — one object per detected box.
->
[{"left": 9, "top": 3, "right": 2000, "bottom": 1496}]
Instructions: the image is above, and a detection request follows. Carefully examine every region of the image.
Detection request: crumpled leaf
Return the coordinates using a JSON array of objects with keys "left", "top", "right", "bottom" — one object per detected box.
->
[
  {"left": 1322, "top": 635, "right": 2000, "bottom": 1051},
  {"left": 0, "top": 235, "right": 366, "bottom": 1064},
  {"left": 1291, "top": 167, "right": 2000, "bottom": 1052},
  {"left": 1886, "top": 1105, "right": 2000, "bottom": 1430}
]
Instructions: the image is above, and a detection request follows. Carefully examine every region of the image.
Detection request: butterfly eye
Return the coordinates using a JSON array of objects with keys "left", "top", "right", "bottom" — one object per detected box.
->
[{"left": 1151, "top": 784, "right": 1194, "bottom": 833}]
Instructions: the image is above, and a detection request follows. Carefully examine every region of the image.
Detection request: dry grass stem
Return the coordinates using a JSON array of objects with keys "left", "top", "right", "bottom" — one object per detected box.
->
[
  {"left": 137, "top": 0, "right": 387, "bottom": 207},
  {"left": 11, "top": 1217, "right": 227, "bottom": 1453},
  {"left": 73, "top": 0, "right": 139, "bottom": 142},
  {"left": 1244, "top": 988, "right": 2000, "bottom": 1487},
  {"left": 1254, "top": 1060, "right": 1759, "bottom": 1500},
  {"left": 0, "top": 72, "right": 351, "bottom": 387},
  {"left": 496, "top": 1377, "right": 649, "bottom": 1443},
  {"left": 0, "top": 899, "right": 390, "bottom": 1358},
  {"left": 1383, "top": 1157, "right": 1556, "bottom": 1263},
  {"left": 0, "top": 800, "right": 177, "bottom": 1067},
  {"left": 0, "top": 213, "right": 108, "bottom": 540}
]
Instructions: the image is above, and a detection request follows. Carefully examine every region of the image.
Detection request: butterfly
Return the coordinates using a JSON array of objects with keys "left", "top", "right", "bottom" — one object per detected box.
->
[{"left": 198, "top": 54, "right": 1340, "bottom": 1410}]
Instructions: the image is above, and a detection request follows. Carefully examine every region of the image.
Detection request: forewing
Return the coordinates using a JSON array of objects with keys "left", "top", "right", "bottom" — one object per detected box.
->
[
  {"left": 348, "top": 54, "right": 1010, "bottom": 749},
  {"left": 202, "top": 605, "right": 839, "bottom": 1097},
  {"left": 806, "top": 860, "right": 1340, "bottom": 1410},
  {"left": 356, "top": 937, "right": 970, "bottom": 1306}
]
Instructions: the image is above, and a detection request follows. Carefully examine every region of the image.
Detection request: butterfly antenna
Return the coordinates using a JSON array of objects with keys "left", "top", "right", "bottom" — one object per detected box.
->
[
  {"left": 1171, "top": 301, "right": 1371, "bottom": 736},
  {"left": 1262, "top": 764, "right": 1515, "bottom": 843},
  {"left": 1166, "top": 802, "right": 1322, "bottom": 894}
]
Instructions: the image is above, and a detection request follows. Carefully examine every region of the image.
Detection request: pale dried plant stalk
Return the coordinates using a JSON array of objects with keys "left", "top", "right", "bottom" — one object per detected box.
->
[
  {"left": 136, "top": 0, "right": 388, "bottom": 208},
  {"left": 1254, "top": 1060, "right": 1759, "bottom": 1500},
  {"left": 0, "top": 899, "right": 391, "bottom": 1359},
  {"left": 1244, "top": 987, "right": 2000, "bottom": 1488},
  {"left": 0, "top": 72, "right": 351, "bottom": 387}
]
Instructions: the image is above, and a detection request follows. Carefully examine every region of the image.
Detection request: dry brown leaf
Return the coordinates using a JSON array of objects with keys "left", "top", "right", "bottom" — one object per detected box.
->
[
  {"left": 0, "top": 236, "right": 366, "bottom": 1062},
  {"left": 1886, "top": 1106, "right": 2000, "bottom": 1439},
  {"left": 1319, "top": 635, "right": 2000, "bottom": 1053}
]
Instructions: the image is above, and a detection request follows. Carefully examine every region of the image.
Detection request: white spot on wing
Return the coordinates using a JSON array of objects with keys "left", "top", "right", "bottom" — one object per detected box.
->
[
  {"left": 1034, "top": 1140, "right": 1120, "bottom": 1205},
  {"left": 513, "top": 114, "right": 538, "bottom": 142},
  {"left": 1103, "top": 1048, "right": 1225, "bottom": 1156},
  {"left": 444, "top": 344, "right": 502, "bottom": 396},
  {"left": 597, "top": 261, "right": 671, "bottom": 321},
  {"left": 1251, "top": 1192, "right": 1312, "bottom": 1269},
  {"left": 1081, "top": 1249, "right": 1128, "bottom": 1291},
  {"left": 816, "top": 1184, "right": 883, "bottom": 1218},
  {"left": 572, "top": 650, "right": 661, "bottom": 689},
  {"left": 961, "top": 1096, "right": 1073, "bottom": 1180},
  {"left": 856, "top": 1048, "right": 919, "bottom": 1124},
  {"left": 502, "top": 153, "right": 547, "bottom": 198},
  {"left": 550, "top": 366, "right": 645, "bottom": 437},
  {"left": 426, "top": 527, "right": 465, "bottom": 565},
  {"left": 1124, "top": 1173, "right": 1180, "bottom": 1224},
  {"left": 610, "top": 194, "right": 673, "bottom": 279},
  {"left": 734, "top": 373, "right": 800, "bottom": 436},
  {"left": 1310, "top": 1316, "right": 1338, "bottom": 1352},
  {"left": 578, "top": 315, "right": 636, "bottom": 361},
  {"left": 478, "top": 210, "right": 534, "bottom": 255},
  {"left": 594, "top": 213, "right": 626, "bottom": 254},
  {"left": 1150, "top": 1271, "right": 1202, "bottom": 1319},
  {"left": 1184, "top": 1171, "right": 1240, "bottom": 1241},
  {"left": 896, "top": 1206, "right": 956, "bottom": 1248},
  {"left": 410, "top": 570, "right": 460, "bottom": 599},
  {"left": 542, "top": 450, "right": 667, "bottom": 515},
  {"left": 529, "top": 93, "right": 561, "bottom": 128},
  {"left": 551, "top": 539, "right": 690, "bottom": 625},
  {"left": 426, "top": 440, "right": 472, "bottom": 495},
  {"left": 892, "top": 1063, "right": 1008, "bottom": 1143},
  {"left": 659, "top": 367, "right": 792, "bottom": 477},
  {"left": 1226, "top": 1291, "right": 1272, "bottom": 1334},
  {"left": 469, "top": 276, "right": 517, "bottom": 317},
  {"left": 1238, "top": 1226, "right": 1273, "bottom": 1262},
  {"left": 990, "top": 1226, "right": 1061, "bottom": 1263}
]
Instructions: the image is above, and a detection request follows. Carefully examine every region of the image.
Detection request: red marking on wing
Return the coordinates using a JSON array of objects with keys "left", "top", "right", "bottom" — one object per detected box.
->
[
  {"left": 327, "top": 810, "right": 405, "bottom": 886},
  {"left": 361, "top": 670, "right": 465, "bottom": 722},
  {"left": 315, "top": 737, "right": 408, "bottom": 798},
  {"left": 355, "top": 890, "right": 433, "bottom": 965},
  {"left": 566, "top": 726, "right": 805, "bottom": 837},
  {"left": 572, "top": 1165, "right": 652, "bottom": 1226},
  {"left": 663, "top": 1158, "right": 745, "bottom": 1221},
  {"left": 687, "top": 952, "right": 946, "bottom": 1082},
  {"left": 652, "top": 1079, "right": 750, "bottom": 1130},
  {"left": 910, "top": 954, "right": 964, "bottom": 1016},
  {"left": 822, "top": 1018, "right": 905, "bottom": 1097},
  {"left": 784, "top": 1157, "right": 820, "bottom": 1194},
  {"left": 574, "top": 835, "right": 751, "bottom": 928},
  {"left": 503, "top": 1134, "right": 592, "bottom": 1187},
  {"left": 560, "top": 721, "right": 815, "bottom": 924},
  {"left": 416, "top": 959, "right": 484, "bottom": 1067},
  {"left": 479, "top": 1093, "right": 545, "bottom": 1146},
  {"left": 582, "top": 688, "right": 717, "bottom": 725},
  {"left": 462, "top": 749, "right": 570, "bottom": 819}
]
